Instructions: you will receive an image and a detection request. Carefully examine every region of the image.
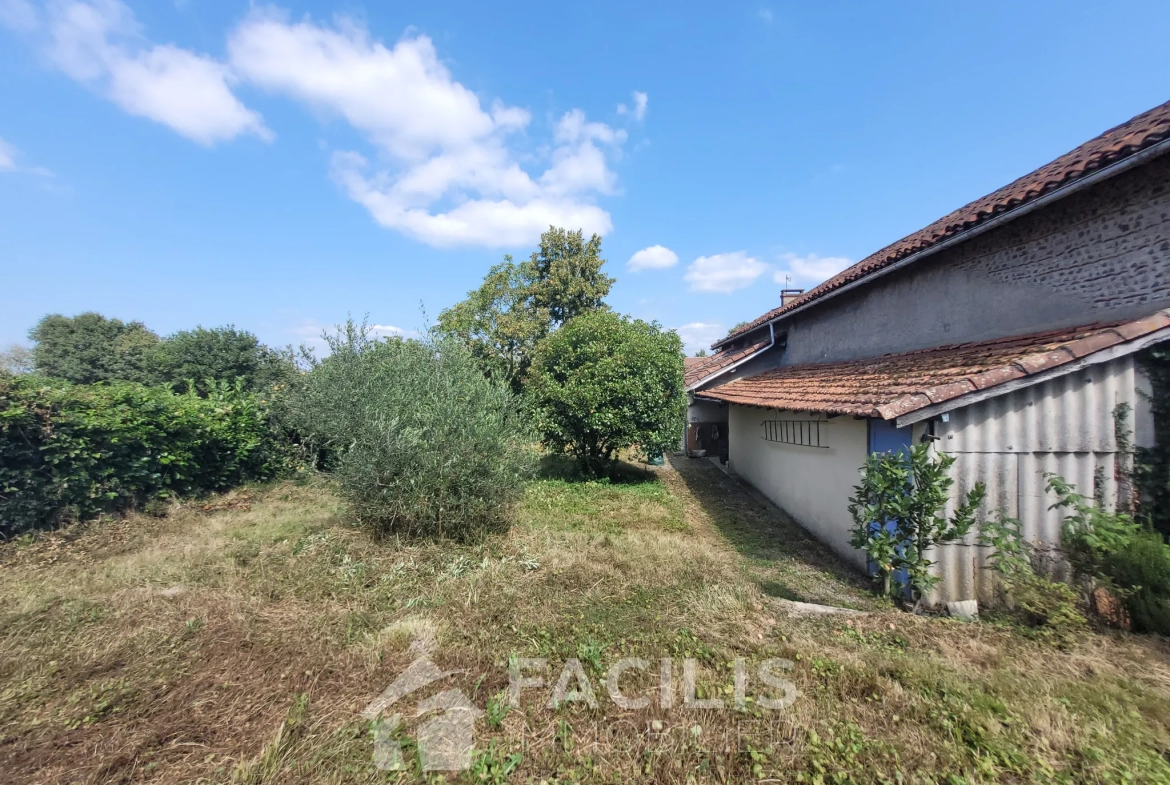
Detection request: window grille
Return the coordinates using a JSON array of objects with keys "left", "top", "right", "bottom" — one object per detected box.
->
[{"left": 760, "top": 419, "right": 827, "bottom": 448}]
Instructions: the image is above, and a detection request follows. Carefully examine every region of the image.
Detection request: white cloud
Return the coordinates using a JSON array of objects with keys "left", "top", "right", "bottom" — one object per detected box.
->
[
  {"left": 0, "top": 137, "right": 16, "bottom": 170},
  {"left": 0, "top": 0, "right": 37, "bottom": 32},
  {"left": 772, "top": 253, "right": 852, "bottom": 287},
  {"left": 0, "top": 135, "right": 54, "bottom": 176},
  {"left": 42, "top": 0, "right": 270, "bottom": 146},
  {"left": 369, "top": 323, "right": 405, "bottom": 338},
  {"left": 684, "top": 251, "right": 767, "bottom": 293},
  {"left": 632, "top": 91, "right": 647, "bottom": 121},
  {"left": 627, "top": 244, "right": 678, "bottom": 271},
  {"left": 674, "top": 321, "right": 725, "bottom": 355},
  {"left": 616, "top": 90, "right": 648, "bottom": 121},
  {"left": 229, "top": 11, "right": 624, "bottom": 248}
]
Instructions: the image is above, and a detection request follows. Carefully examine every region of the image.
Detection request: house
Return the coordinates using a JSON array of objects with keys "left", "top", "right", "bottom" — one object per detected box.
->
[{"left": 686, "top": 99, "right": 1170, "bottom": 603}]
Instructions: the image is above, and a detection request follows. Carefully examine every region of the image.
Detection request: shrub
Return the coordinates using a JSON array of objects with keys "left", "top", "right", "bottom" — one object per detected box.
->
[
  {"left": 0, "top": 376, "right": 287, "bottom": 536},
  {"left": 1045, "top": 473, "right": 1170, "bottom": 635},
  {"left": 284, "top": 321, "right": 535, "bottom": 539},
  {"left": 1100, "top": 528, "right": 1170, "bottom": 634},
  {"left": 848, "top": 443, "right": 985, "bottom": 603},
  {"left": 527, "top": 311, "right": 685, "bottom": 477},
  {"left": 978, "top": 515, "right": 1088, "bottom": 644}
]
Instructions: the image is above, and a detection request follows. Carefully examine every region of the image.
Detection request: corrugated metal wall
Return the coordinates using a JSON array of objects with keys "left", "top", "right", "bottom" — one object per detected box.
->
[{"left": 929, "top": 357, "right": 1135, "bottom": 603}]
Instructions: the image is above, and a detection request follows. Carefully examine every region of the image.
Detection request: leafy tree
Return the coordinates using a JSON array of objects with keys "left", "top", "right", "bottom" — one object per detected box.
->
[
  {"left": 527, "top": 227, "right": 614, "bottom": 325},
  {"left": 435, "top": 259, "right": 546, "bottom": 392},
  {"left": 437, "top": 226, "right": 614, "bottom": 391},
  {"left": 154, "top": 325, "right": 294, "bottom": 396},
  {"left": 848, "top": 444, "right": 986, "bottom": 602},
  {"left": 29, "top": 312, "right": 160, "bottom": 384},
  {"left": 528, "top": 310, "right": 686, "bottom": 477},
  {"left": 693, "top": 349, "right": 708, "bottom": 358},
  {"left": 0, "top": 345, "right": 33, "bottom": 375}
]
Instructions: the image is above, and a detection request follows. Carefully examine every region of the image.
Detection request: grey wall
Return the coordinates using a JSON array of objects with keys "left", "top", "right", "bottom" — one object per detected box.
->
[{"left": 777, "top": 154, "right": 1170, "bottom": 365}]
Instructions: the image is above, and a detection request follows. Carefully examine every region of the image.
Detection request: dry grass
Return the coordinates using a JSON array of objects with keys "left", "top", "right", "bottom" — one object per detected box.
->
[{"left": 1, "top": 458, "right": 1169, "bottom": 783}]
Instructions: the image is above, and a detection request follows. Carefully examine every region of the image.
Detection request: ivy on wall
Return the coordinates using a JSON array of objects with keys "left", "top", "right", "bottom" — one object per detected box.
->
[{"left": 1136, "top": 346, "right": 1170, "bottom": 536}]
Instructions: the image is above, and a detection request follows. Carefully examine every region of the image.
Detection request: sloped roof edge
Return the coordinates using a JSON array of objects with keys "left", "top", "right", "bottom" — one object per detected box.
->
[{"left": 715, "top": 99, "right": 1170, "bottom": 349}]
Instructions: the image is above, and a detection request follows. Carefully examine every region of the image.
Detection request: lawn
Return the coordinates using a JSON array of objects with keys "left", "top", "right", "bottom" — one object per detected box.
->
[{"left": 1, "top": 457, "right": 1169, "bottom": 784}]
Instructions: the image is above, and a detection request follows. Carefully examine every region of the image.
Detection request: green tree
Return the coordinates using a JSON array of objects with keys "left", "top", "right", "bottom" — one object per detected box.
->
[
  {"left": 437, "top": 226, "right": 615, "bottom": 391},
  {"left": 528, "top": 310, "right": 686, "bottom": 477},
  {"left": 435, "top": 259, "right": 547, "bottom": 391},
  {"left": 528, "top": 227, "right": 614, "bottom": 325},
  {"left": 29, "top": 312, "right": 160, "bottom": 384},
  {"left": 154, "top": 325, "right": 294, "bottom": 396}
]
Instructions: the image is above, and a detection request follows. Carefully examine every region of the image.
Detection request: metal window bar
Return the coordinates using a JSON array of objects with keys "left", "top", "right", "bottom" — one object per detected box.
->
[{"left": 760, "top": 419, "right": 827, "bottom": 448}]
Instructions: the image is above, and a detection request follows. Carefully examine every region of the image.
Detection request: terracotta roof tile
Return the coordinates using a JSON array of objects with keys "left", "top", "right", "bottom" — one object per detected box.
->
[
  {"left": 698, "top": 310, "right": 1170, "bottom": 418},
  {"left": 717, "top": 99, "right": 1170, "bottom": 348},
  {"left": 684, "top": 337, "right": 772, "bottom": 388}
]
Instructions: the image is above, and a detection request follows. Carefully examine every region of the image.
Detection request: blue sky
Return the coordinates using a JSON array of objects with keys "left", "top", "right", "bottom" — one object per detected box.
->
[{"left": 2, "top": 1, "right": 1169, "bottom": 355}]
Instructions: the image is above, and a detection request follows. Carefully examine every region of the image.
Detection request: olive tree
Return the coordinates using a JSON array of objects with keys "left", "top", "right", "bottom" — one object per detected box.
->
[{"left": 528, "top": 311, "right": 686, "bottom": 477}]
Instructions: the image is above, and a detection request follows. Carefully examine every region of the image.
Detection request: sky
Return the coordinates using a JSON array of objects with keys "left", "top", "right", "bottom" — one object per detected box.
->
[{"left": 2, "top": 2, "right": 1170, "bottom": 356}]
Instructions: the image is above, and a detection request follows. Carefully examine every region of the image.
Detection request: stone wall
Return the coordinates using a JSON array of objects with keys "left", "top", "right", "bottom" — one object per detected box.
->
[{"left": 780, "top": 153, "right": 1170, "bottom": 365}]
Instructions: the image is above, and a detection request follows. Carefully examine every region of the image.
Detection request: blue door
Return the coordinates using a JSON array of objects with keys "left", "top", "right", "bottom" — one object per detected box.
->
[{"left": 866, "top": 419, "right": 913, "bottom": 593}]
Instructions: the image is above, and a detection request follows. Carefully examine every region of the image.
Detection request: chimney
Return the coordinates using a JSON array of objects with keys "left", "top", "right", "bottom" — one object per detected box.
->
[{"left": 780, "top": 288, "right": 804, "bottom": 307}]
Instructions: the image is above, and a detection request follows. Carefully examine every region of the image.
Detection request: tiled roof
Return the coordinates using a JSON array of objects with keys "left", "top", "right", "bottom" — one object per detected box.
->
[
  {"left": 698, "top": 310, "right": 1170, "bottom": 418},
  {"left": 684, "top": 337, "right": 772, "bottom": 388},
  {"left": 717, "top": 98, "right": 1170, "bottom": 348}
]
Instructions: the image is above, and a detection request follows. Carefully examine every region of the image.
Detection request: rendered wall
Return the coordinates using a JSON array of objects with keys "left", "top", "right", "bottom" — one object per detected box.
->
[{"left": 728, "top": 405, "right": 868, "bottom": 570}]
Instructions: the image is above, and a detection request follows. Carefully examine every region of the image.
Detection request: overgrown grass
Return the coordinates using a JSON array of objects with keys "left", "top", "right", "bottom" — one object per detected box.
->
[{"left": 1, "top": 460, "right": 1168, "bottom": 783}]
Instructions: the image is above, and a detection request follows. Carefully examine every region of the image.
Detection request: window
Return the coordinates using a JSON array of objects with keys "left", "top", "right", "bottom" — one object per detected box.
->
[{"left": 760, "top": 419, "right": 827, "bottom": 448}]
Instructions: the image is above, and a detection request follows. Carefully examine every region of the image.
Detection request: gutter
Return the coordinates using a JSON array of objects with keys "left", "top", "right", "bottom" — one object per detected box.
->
[
  {"left": 713, "top": 136, "right": 1170, "bottom": 350},
  {"left": 686, "top": 322, "right": 776, "bottom": 393}
]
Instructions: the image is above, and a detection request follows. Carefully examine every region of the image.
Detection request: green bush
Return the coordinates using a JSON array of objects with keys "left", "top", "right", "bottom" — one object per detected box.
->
[
  {"left": 978, "top": 515, "right": 1088, "bottom": 644},
  {"left": 1046, "top": 473, "right": 1170, "bottom": 635},
  {"left": 527, "top": 310, "right": 685, "bottom": 477},
  {"left": 285, "top": 321, "right": 535, "bottom": 540},
  {"left": 0, "top": 376, "right": 287, "bottom": 537},
  {"left": 1101, "top": 528, "right": 1170, "bottom": 635}
]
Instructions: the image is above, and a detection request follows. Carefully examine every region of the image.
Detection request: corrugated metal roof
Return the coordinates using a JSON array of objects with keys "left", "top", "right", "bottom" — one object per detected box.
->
[
  {"left": 683, "top": 337, "right": 772, "bottom": 388},
  {"left": 717, "top": 98, "right": 1170, "bottom": 348},
  {"left": 698, "top": 310, "right": 1170, "bottom": 418}
]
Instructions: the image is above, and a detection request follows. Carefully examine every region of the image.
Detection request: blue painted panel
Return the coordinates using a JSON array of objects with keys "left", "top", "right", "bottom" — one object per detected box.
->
[
  {"left": 865, "top": 419, "right": 914, "bottom": 593},
  {"left": 868, "top": 418, "right": 912, "bottom": 455}
]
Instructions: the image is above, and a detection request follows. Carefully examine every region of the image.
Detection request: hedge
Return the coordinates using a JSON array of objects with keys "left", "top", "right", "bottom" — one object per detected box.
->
[{"left": 0, "top": 376, "right": 287, "bottom": 537}]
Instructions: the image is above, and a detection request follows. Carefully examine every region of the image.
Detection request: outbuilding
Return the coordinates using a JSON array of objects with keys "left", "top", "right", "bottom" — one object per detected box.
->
[{"left": 687, "top": 99, "right": 1170, "bottom": 603}]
